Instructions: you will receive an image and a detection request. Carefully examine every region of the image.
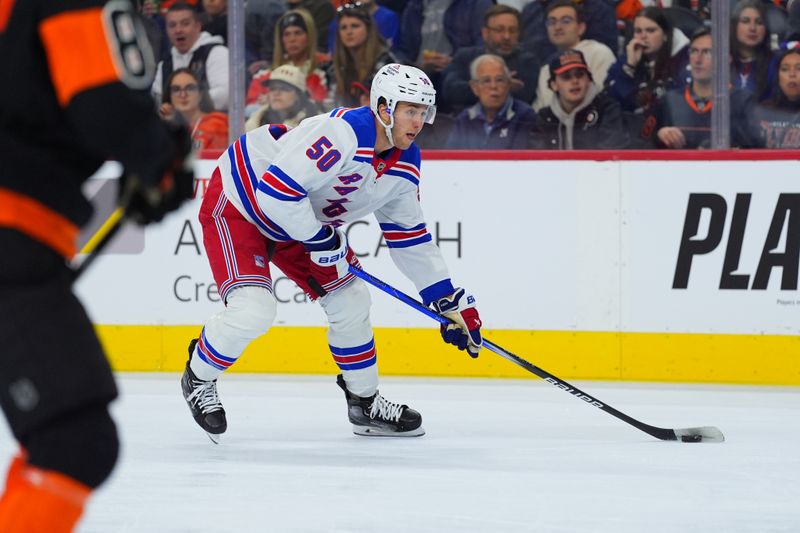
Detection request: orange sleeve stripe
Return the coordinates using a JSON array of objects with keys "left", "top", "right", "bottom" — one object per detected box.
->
[
  {"left": 0, "top": 0, "right": 16, "bottom": 32},
  {"left": 0, "top": 457, "right": 90, "bottom": 531},
  {"left": 0, "top": 188, "right": 80, "bottom": 258},
  {"left": 39, "top": 7, "right": 120, "bottom": 107}
]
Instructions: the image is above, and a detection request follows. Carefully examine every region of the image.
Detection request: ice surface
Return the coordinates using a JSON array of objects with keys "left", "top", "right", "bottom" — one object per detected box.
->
[{"left": 1, "top": 374, "right": 798, "bottom": 533}]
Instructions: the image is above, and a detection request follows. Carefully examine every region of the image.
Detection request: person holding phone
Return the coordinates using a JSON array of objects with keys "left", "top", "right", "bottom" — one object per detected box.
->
[{"left": 605, "top": 7, "right": 690, "bottom": 147}]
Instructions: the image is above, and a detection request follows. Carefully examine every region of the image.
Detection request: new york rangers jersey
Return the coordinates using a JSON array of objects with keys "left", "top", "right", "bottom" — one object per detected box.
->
[{"left": 217, "top": 106, "right": 455, "bottom": 304}]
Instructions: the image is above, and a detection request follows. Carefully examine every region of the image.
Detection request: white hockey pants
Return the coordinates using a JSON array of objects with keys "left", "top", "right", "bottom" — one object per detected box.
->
[{"left": 190, "top": 280, "right": 378, "bottom": 396}]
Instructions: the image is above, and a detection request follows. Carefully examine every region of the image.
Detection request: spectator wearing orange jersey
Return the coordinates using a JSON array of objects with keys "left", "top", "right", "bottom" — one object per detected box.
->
[{"left": 160, "top": 68, "right": 229, "bottom": 150}]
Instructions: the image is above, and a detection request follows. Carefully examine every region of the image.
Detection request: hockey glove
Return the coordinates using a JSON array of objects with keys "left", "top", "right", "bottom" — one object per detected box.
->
[
  {"left": 431, "top": 289, "right": 483, "bottom": 358},
  {"left": 304, "top": 227, "right": 355, "bottom": 296},
  {"left": 122, "top": 123, "right": 195, "bottom": 225}
]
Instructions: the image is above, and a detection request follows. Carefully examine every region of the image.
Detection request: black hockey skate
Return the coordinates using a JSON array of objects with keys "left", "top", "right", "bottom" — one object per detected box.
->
[
  {"left": 181, "top": 338, "right": 227, "bottom": 444},
  {"left": 336, "top": 374, "right": 424, "bottom": 437}
]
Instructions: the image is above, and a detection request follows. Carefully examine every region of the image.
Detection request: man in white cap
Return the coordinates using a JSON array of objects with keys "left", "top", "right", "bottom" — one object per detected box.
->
[{"left": 180, "top": 63, "right": 484, "bottom": 442}]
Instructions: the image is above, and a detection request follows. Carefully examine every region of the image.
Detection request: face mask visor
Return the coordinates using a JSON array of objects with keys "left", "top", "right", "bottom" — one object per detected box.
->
[
  {"left": 387, "top": 101, "right": 436, "bottom": 129},
  {"left": 422, "top": 104, "right": 437, "bottom": 125}
]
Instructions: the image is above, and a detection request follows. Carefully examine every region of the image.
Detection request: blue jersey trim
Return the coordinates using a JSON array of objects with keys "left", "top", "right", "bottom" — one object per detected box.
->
[
  {"left": 227, "top": 144, "right": 290, "bottom": 241},
  {"left": 268, "top": 124, "right": 289, "bottom": 140},
  {"left": 398, "top": 142, "right": 421, "bottom": 167},
  {"left": 379, "top": 222, "right": 426, "bottom": 232},
  {"left": 303, "top": 226, "right": 337, "bottom": 251},
  {"left": 240, "top": 140, "right": 293, "bottom": 239},
  {"left": 267, "top": 164, "right": 308, "bottom": 196},
  {"left": 385, "top": 234, "right": 432, "bottom": 248},
  {"left": 330, "top": 339, "right": 375, "bottom": 356},
  {"left": 338, "top": 106, "right": 377, "bottom": 149},
  {"left": 336, "top": 357, "right": 377, "bottom": 371},
  {"left": 420, "top": 279, "right": 456, "bottom": 306},
  {"left": 256, "top": 182, "right": 302, "bottom": 202},
  {"left": 201, "top": 330, "right": 237, "bottom": 363},
  {"left": 383, "top": 168, "right": 420, "bottom": 187}
]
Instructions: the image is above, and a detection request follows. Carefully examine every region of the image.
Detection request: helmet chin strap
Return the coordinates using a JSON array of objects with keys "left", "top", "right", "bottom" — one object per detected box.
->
[{"left": 382, "top": 108, "right": 396, "bottom": 148}]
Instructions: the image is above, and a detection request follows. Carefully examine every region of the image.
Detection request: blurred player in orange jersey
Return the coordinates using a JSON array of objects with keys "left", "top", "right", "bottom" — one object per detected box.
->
[{"left": 0, "top": 0, "right": 195, "bottom": 531}]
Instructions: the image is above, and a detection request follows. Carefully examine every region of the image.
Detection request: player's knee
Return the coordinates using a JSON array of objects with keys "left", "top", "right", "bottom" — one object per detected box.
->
[
  {"left": 223, "top": 285, "right": 277, "bottom": 336},
  {"left": 321, "top": 280, "right": 371, "bottom": 330},
  {"left": 23, "top": 403, "right": 119, "bottom": 489}
]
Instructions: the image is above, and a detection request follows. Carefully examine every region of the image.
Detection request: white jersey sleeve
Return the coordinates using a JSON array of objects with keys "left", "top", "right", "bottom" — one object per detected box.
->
[
  {"left": 254, "top": 115, "right": 357, "bottom": 243},
  {"left": 374, "top": 147, "right": 454, "bottom": 305}
]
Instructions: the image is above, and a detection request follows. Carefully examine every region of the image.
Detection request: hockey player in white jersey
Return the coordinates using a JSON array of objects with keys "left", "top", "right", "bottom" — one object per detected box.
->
[{"left": 181, "top": 63, "right": 483, "bottom": 441}]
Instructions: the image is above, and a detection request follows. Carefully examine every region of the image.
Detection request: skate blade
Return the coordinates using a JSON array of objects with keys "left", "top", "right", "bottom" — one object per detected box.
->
[
  {"left": 352, "top": 425, "right": 425, "bottom": 437},
  {"left": 205, "top": 431, "right": 222, "bottom": 444}
]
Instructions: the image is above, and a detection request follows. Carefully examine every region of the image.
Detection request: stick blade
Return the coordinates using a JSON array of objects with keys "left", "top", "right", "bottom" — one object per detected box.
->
[{"left": 674, "top": 426, "right": 725, "bottom": 443}]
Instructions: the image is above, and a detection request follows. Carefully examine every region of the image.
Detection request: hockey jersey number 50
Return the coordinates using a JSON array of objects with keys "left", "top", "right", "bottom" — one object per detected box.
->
[{"left": 217, "top": 106, "right": 454, "bottom": 304}]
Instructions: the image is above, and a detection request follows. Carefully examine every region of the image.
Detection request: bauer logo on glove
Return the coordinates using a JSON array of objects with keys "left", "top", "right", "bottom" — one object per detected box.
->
[
  {"left": 431, "top": 288, "right": 483, "bottom": 358},
  {"left": 317, "top": 249, "right": 348, "bottom": 264},
  {"left": 305, "top": 228, "right": 357, "bottom": 297}
]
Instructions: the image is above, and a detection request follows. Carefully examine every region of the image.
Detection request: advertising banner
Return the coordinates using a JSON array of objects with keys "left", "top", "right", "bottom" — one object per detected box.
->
[{"left": 75, "top": 157, "right": 800, "bottom": 382}]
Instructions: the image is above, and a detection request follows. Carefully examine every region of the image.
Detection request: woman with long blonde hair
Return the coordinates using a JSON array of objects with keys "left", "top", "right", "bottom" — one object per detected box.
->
[
  {"left": 331, "top": 3, "right": 396, "bottom": 107},
  {"left": 246, "top": 8, "right": 329, "bottom": 108}
]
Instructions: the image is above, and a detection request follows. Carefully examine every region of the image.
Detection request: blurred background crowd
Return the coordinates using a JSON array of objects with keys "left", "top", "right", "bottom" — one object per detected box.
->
[{"left": 139, "top": 0, "right": 800, "bottom": 151}]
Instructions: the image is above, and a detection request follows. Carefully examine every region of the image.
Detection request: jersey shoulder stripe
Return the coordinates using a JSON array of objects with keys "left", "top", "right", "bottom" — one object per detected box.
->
[
  {"left": 354, "top": 148, "right": 373, "bottom": 164},
  {"left": 398, "top": 142, "right": 421, "bottom": 167},
  {"left": 333, "top": 106, "right": 377, "bottom": 150},
  {"left": 258, "top": 164, "right": 308, "bottom": 202},
  {"left": 383, "top": 165, "right": 420, "bottom": 186},
  {"left": 393, "top": 160, "right": 420, "bottom": 178},
  {"left": 226, "top": 136, "right": 291, "bottom": 240},
  {"left": 383, "top": 143, "right": 421, "bottom": 185},
  {"left": 329, "top": 107, "right": 352, "bottom": 118}
]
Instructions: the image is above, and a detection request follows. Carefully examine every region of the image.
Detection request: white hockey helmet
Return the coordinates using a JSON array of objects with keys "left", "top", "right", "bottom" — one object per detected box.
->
[{"left": 370, "top": 64, "right": 436, "bottom": 145}]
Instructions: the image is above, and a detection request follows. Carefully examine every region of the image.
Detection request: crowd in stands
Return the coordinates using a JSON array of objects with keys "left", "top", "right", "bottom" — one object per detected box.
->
[{"left": 138, "top": 0, "right": 800, "bottom": 150}]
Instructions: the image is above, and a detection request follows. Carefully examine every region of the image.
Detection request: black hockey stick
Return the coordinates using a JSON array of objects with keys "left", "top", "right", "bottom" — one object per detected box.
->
[{"left": 348, "top": 264, "right": 725, "bottom": 443}]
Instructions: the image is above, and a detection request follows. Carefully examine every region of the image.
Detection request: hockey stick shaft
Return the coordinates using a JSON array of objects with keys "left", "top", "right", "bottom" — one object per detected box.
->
[
  {"left": 71, "top": 207, "right": 126, "bottom": 282},
  {"left": 349, "top": 264, "right": 689, "bottom": 442}
]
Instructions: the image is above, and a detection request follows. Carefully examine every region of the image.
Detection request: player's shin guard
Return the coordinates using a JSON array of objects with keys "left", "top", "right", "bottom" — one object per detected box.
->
[
  {"left": 319, "top": 281, "right": 379, "bottom": 397},
  {"left": 183, "top": 286, "right": 276, "bottom": 441},
  {"left": 189, "top": 286, "right": 276, "bottom": 381},
  {"left": 0, "top": 452, "right": 91, "bottom": 533}
]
